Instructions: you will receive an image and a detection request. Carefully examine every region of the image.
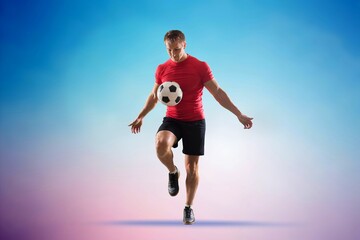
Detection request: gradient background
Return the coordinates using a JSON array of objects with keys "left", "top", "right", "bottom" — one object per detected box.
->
[{"left": 1, "top": 0, "right": 359, "bottom": 239}]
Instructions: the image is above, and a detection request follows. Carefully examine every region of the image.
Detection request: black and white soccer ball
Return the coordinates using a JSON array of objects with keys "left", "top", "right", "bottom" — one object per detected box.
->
[{"left": 157, "top": 81, "right": 183, "bottom": 106}]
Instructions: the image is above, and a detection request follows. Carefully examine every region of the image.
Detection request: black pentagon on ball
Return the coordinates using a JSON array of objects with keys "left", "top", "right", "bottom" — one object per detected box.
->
[
  {"left": 175, "top": 96, "right": 181, "bottom": 103},
  {"left": 159, "top": 85, "right": 164, "bottom": 92},
  {"left": 162, "top": 96, "right": 170, "bottom": 103},
  {"left": 169, "top": 85, "right": 177, "bottom": 92}
]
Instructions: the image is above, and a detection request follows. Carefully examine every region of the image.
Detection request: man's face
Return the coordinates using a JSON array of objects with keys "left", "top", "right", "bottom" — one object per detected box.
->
[{"left": 165, "top": 39, "right": 187, "bottom": 62}]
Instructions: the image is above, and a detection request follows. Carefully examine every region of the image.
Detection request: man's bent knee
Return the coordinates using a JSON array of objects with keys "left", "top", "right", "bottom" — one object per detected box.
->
[
  {"left": 155, "top": 131, "right": 176, "bottom": 157},
  {"left": 156, "top": 139, "right": 170, "bottom": 157}
]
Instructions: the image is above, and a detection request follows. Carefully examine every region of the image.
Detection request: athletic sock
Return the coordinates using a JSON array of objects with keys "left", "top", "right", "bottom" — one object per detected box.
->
[{"left": 170, "top": 166, "right": 177, "bottom": 174}]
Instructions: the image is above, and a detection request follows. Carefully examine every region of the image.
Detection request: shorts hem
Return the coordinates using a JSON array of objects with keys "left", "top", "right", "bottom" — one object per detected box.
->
[{"left": 182, "top": 150, "right": 204, "bottom": 156}]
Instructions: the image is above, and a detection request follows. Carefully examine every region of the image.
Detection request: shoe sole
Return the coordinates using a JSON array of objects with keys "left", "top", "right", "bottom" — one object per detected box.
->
[{"left": 183, "top": 220, "right": 195, "bottom": 225}]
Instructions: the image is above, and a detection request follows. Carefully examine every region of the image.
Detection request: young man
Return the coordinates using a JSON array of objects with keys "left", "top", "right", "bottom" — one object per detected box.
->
[{"left": 129, "top": 30, "right": 253, "bottom": 224}]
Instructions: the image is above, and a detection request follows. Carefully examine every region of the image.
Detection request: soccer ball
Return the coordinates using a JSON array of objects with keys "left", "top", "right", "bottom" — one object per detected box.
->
[{"left": 157, "top": 81, "right": 183, "bottom": 106}]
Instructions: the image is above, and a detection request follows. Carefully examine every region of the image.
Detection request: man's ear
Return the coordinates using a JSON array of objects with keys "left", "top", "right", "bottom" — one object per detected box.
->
[{"left": 183, "top": 41, "right": 187, "bottom": 49}]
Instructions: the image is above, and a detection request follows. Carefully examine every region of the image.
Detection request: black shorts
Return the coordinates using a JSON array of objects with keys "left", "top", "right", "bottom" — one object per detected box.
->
[{"left": 157, "top": 117, "right": 206, "bottom": 156}]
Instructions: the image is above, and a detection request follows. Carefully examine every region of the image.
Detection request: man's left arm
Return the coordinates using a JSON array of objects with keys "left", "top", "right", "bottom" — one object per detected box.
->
[{"left": 204, "top": 79, "right": 253, "bottom": 129}]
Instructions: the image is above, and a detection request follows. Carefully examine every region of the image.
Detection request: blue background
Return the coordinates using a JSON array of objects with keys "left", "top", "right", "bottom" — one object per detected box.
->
[{"left": 1, "top": 1, "right": 359, "bottom": 239}]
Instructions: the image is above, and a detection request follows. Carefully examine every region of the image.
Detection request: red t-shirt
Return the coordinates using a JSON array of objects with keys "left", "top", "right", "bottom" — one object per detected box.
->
[{"left": 155, "top": 55, "right": 214, "bottom": 121}]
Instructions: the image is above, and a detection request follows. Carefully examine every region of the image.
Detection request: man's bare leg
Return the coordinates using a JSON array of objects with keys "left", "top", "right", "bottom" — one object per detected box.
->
[
  {"left": 185, "top": 155, "right": 200, "bottom": 206},
  {"left": 183, "top": 154, "right": 199, "bottom": 224},
  {"left": 155, "top": 130, "right": 177, "bottom": 172},
  {"left": 156, "top": 130, "right": 180, "bottom": 196}
]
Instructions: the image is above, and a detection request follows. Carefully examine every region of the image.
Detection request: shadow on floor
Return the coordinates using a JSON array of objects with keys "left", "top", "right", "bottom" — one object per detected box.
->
[{"left": 102, "top": 219, "right": 296, "bottom": 228}]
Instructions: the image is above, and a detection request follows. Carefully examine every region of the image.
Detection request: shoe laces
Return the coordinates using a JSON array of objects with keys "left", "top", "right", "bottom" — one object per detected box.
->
[{"left": 184, "top": 207, "right": 192, "bottom": 218}]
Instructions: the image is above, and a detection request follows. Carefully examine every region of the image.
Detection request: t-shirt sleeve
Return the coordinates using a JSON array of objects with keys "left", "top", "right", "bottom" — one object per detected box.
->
[
  {"left": 155, "top": 64, "right": 163, "bottom": 85},
  {"left": 201, "top": 62, "right": 214, "bottom": 84}
]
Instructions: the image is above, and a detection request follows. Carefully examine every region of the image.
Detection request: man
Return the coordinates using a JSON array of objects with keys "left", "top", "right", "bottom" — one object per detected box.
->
[{"left": 129, "top": 30, "right": 253, "bottom": 224}]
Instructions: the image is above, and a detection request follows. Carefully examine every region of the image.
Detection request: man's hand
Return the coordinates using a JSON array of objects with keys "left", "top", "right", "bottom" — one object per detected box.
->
[
  {"left": 129, "top": 118, "right": 143, "bottom": 134},
  {"left": 238, "top": 114, "right": 253, "bottom": 129}
]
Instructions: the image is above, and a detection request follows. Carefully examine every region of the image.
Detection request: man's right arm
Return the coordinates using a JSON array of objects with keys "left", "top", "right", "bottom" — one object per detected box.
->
[{"left": 129, "top": 83, "right": 159, "bottom": 134}]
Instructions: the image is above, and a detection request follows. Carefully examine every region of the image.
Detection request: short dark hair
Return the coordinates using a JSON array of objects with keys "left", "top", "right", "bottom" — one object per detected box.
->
[{"left": 164, "top": 30, "right": 186, "bottom": 42}]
